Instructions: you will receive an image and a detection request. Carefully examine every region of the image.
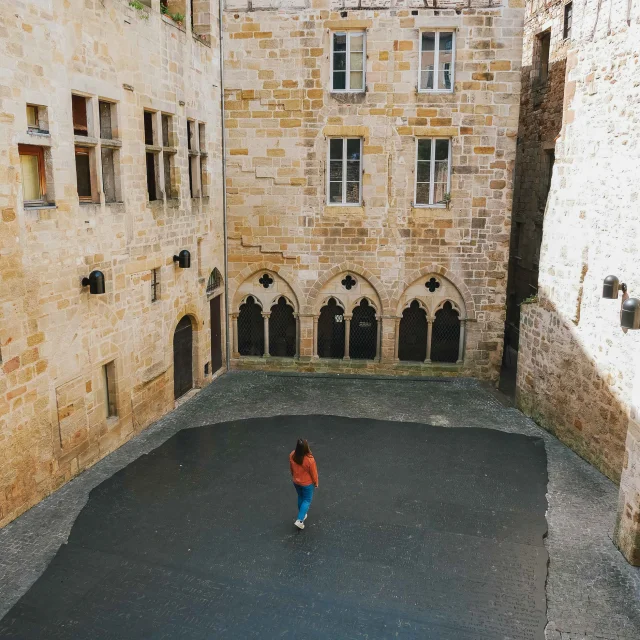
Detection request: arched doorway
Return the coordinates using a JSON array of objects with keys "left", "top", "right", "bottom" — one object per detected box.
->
[
  {"left": 173, "top": 316, "right": 193, "bottom": 400},
  {"left": 431, "top": 301, "right": 461, "bottom": 363},
  {"left": 269, "top": 297, "right": 296, "bottom": 357},
  {"left": 398, "top": 300, "right": 428, "bottom": 361},
  {"left": 350, "top": 299, "right": 377, "bottom": 360},
  {"left": 237, "top": 296, "right": 264, "bottom": 356},
  {"left": 318, "top": 297, "right": 345, "bottom": 358}
]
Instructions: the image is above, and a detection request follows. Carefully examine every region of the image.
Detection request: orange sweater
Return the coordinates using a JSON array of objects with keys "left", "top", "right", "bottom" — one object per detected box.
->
[{"left": 290, "top": 452, "right": 319, "bottom": 487}]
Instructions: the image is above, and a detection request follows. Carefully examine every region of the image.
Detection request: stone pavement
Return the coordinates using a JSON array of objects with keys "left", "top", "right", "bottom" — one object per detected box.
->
[{"left": 1, "top": 372, "right": 639, "bottom": 638}]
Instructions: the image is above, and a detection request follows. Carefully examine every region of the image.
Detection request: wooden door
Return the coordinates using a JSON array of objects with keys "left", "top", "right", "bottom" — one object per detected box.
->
[
  {"left": 210, "top": 295, "right": 223, "bottom": 373},
  {"left": 173, "top": 316, "right": 193, "bottom": 400}
]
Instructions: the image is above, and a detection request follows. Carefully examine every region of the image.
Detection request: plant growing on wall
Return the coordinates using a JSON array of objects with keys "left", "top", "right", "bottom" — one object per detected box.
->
[
  {"left": 443, "top": 192, "right": 452, "bottom": 209},
  {"left": 171, "top": 12, "right": 185, "bottom": 25},
  {"left": 128, "top": 1, "right": 149, "bottom": 18}
]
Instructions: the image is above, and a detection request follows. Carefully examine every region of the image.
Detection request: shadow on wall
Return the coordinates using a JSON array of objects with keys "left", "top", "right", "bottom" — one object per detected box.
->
[{"left": 516, "top": 298, "right": 640, "bottom": 565}]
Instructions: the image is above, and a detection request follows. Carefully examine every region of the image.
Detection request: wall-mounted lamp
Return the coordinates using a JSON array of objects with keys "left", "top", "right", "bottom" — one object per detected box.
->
[
  {"left": 173, "top": 250, "right": 191, "bottom": 269},
  {"left": 602, "top": 275, "right": 639, "bottom": 331},
  {"left": 81, "top": 270, "right": 105, "bottom": 295},
  {"left": 602, "top": 275, "right": 627, "bottom": 299}
]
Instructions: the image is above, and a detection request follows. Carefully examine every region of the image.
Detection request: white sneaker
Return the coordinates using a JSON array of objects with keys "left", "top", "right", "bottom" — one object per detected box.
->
[{"left": 294, "top": 519, "right": 305, "bottom": 530}]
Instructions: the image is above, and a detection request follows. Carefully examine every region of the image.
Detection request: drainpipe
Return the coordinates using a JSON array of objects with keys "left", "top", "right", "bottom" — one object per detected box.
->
[{"left": 218, "top": 0, "right": 230, "bottom": 370}]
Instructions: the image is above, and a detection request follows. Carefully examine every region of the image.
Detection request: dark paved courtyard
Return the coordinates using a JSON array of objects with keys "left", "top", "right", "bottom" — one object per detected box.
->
[{"left": 1, "top": 373, "right": 639, "bottom": 639}]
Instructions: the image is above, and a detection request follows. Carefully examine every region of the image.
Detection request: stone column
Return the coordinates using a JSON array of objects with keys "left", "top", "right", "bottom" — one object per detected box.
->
[
  {"left": 343, "top": 315, "right": 352, "bottom": 360},
  {"left": 231, "top": 313, "right": 238, "bottom": 357},
  {"left": 376, "top": 316, "right": 382, "bottom": 362},
  {"left": 425, "top": 319, "right": 433, "bottom": 363},
  {"left": 393, "top": 317, "right": 400, "bottom": 361},
  {"left": 312, "top": 316, "right": 319, "bottom": 358},
  {"left": 457, "top": 319, "right": 466, "bottom": 364},
  {"left": 262, "top": 312, "right": 270, "bottom": 357}
]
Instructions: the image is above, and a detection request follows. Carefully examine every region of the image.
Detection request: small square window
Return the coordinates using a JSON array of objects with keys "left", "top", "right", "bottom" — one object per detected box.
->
[{"left": 72, "top": 95, "right": 89, "bottom": 136}]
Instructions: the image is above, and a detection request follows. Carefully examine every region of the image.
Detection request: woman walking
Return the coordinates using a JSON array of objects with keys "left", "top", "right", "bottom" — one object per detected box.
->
[{"left": 289, "top": 439, "right": 319, "bottom": 530}]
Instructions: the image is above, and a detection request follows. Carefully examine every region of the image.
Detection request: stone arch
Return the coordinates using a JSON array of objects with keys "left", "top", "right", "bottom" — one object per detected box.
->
[
  {"left": 350, "top": 295, "right": 380, "bottom": 315},
  {"left": 230, "top": 262, "right": 303, "bottom": 313},
  {"left": 306, "top": 262, "right": 391, "bottom": 315},
  {"left": 391, "top": 265, "right": 475, "bottom": 320},
  {"left": 207, "top": 267, "right": 223, "bottom": 297},
  {"left": 394, "top": 269, "right": 471, "bottom": 320}
]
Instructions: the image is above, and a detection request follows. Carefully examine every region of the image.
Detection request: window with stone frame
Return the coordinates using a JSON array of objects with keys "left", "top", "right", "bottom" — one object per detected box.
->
[
  {"left": 162, "top": 113, "right": 178, "bottom": 199},
  {"left": 19, "top": 145, "right": 47, "bottom": 206},
  {"left": 72, "top": 94, "right": 90, "bottom": 136},
  {"left": 144, "top": 110, "right": 161, "bottom": 201},
  {"left": 563, "top": 2, "right": 573, "bottom": 40},
  {"left": 419, "top": 31, "right": 455, "bottom": 93},
  {"left": 327, "top": 138, "right": 362, "bottom": 205},
  {"left": 99, "top": 101, "right": 121, "bottom": 204},
  {"left": 331, "top": 32, "right": 365, "bottom": 92},
  {"left": 535, "top": 31, "right": 551, "bottom": 86},
  {"left": 415, "top": 138, "right": 451, "bottom": 207},
  {"left": 26, "top": 104, "right": 49, "bottom": 134},
  {"left": 75, "top": 146, "right": 95, "bottom": 203},
  {"left": 151, "top": 268, "right": 160, "bottom": 303}
]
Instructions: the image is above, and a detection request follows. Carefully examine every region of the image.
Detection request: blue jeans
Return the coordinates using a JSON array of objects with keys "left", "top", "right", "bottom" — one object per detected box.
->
[{"left": 294, "top": 483, "right": 314, "bottom": 522}]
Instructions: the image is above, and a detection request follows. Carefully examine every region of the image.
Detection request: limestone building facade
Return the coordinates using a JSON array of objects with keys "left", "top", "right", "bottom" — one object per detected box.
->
[
  {"left": 0, "top": 0, "right": 225, "bottom": 527},
  {"left": 223, "top": 0, "right": 525, "bottom": 380},
  {"left": 515, "top": 0, "right": 640, "bottom": 564}
]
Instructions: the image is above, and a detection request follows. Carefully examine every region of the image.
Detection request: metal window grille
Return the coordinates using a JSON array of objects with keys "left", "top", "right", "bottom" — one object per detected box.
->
[
  {"left": 564, "top": 2, "right": 572, "bottom": 39},
  {"left": 151, "top": 268, "right": 159, "bottom": 302},
  {"left": 269, "top": 297, "right": 296, "bottom": 357},
  {"left": 398, "top": 301, "right": 428, "bottom": 362},
  {"left": 207, "top": 268, "right": 223, "bottom": 295},
  {"left": 318, "top": 298, "right": 345, "bottom": 358},
  {"left": 431, "top": 301, "right": 460, "bottom": 363},
  {"left": 237, "top": 296, "right": 264, "bottom": 356},
  {"left": 350, "top": 299, "right": 377, "bottom": 360}
]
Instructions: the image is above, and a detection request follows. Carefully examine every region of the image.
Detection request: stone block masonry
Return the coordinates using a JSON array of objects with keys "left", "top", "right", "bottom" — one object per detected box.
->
[
  {"left": 516, "top": 0, "right": 640, "bottom": 565},
  {"left": 0, "top": 0, "right": 225, "bottom": 528},
  {"left": 223, "top": 0, "right": 525, "bottom": 381}
]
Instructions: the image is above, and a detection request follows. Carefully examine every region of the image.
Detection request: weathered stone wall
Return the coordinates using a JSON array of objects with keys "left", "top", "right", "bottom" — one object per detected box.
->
[
  {"left": 223, "top": 0, "right": 524, "bottom": 380},
  {"left": 516, "top": 0, "right": 640, "bottom": 563},
  {"left": 0, "top": 0, "right": 225, "bottom": 527},
  {"left": 506, "top": 0, "right": 569, "bottom": 346}
]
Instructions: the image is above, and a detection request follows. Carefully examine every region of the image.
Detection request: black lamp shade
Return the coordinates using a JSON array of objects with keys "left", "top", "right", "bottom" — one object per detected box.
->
[
  {"left": 173, "top": 250, "right": 191, "bottom": 269},
  {"left": 81, "top": 270, "right": 105, "bottom": 295},
  {"left": 621, "top": 298, "right": 640, "bottom": 330},
  {"left": 603, "top": 275, "right": 620, "bottom": 299}
]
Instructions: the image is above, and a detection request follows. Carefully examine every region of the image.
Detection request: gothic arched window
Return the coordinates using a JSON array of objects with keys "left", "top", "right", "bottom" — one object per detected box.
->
[
  {"left": 431, "top": 301, "right": 460, "bottom": 363},
  {"left": 350, "top": 299, "right": 377, "bottom": 360},
  {"left": 318, "top": 298, "right": 345, "bottom": 358},
  {"left": 237, "top": 296, "right": 264, "bottom": 356},
  {"left": 207, "top": 268, "right": 223, "bottom": 295},
  {"left": 398, "top": 300, "right": 428, "bottom": 362},
  {"left": 269, "top": 297, "right": 296, "bottom": 357}
]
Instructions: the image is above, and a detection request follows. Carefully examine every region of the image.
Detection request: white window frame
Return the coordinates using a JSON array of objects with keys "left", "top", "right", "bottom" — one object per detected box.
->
[
  {"left": 330, "top": 31, "right": 366, "bottom": 93},
  {"left": 326, "top": 137, "right": 363, "bottom": 206},
  {"left": 414, "top": 138, "right": 452, "bottom": 208},
  {"left": 418, "top": 30, "right": 456, "bottom": 94}
]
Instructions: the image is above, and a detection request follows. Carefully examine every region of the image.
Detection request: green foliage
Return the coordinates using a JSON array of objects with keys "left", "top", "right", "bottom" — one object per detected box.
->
[
  {"left": 520, "top": 295, "right": 539, "bottom": 306},
  {"left": 128, "top": 1, "right": 149, "bottom": 18},
  {"left": 171, "top": 12, "right": 185, "bottom": 23},
  {"left": 443, "top": 192, "right": 452, "bottom": 208},
  {"left": 161, "top": 4, "right": 169, "bottom": 14}
]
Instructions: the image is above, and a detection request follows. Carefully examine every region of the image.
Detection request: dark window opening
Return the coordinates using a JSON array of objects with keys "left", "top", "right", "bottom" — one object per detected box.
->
[
  {"left": 350, "top": 299, "right": 377, "bottom": 360},
  {"left": 75, "top": 148, "right": 92, "bottom": 201},
  {"left": 431, "top": 302, "right": 461, "bottom": 363},
  {"left": 238, "top": 296, "right": 264, "bottom": 356},
  {"left": 537, "top": 31, "right": 551, "bottom": 85},
  {"left": 104, "top": 361, "right": 117, "bottom": 418},
  {"left": 163, "top": 154, "right": 174, "bottom": 199},
  {"left": 398, "top": 300, "right": 428, "bottom": 362},
  {"left": 72, "top": 95, "right": 88, "bottom": 136},
  {"left": 187, "top": 120, "right": 194, "bottom": 151},
  {"left": 318, "top": 298, "right": 345, "bottom": 358},
  {"left": 144, "top": 111, "right": 155, "bottom": 146},
  {"left": 151, "top": 268, "right": 160, "bottom": 302},
  {"left": 269, "top": 297, "right": 296, "bottom": 357},
  {"left": 146, "top": 152, "right": 158, "bottom": 201}
]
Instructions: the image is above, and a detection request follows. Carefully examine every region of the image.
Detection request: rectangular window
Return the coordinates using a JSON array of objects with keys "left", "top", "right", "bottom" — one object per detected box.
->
[
  {"left": 415, "top": 138, "right": 451, "bottom": 206},
  {"left": 187, "top": 120, "right": 195, "bottom": 151},
  {"left": 198, "top": 123, "right": 206, "bottom": 153},
  {"left": 331, "top": 32, "right": 365, "bottom": 92},
  {"left": 103, "top": 361, "right": 117, "bottom": 419},
  {"left": 537, "top": 32, "right": 551, "bottom": 85},
  {"left": 151, "top": 268, "right": 160, "bottom": 302},
  {"left": 419, "top": 31, "right": 455, "bottom": 92},
  {"left": 26, "top": 105, "right": 38, "bottom": 129},
  {"left": 99, "top": 101, "right": 113, "bottom": 139},
  {"left": 162, "top": 114, "right": 171, "bottom": 147},
  {"left": 328, "top": 138, "right": 362, "bottom": 205},
  {"left": 19, "top": 145, "right": 46, "bottom": 205},
  {"left": 75, "top": 147, "right": 93, "bottom": 202},
  {"left": 146, "top": 152, "right": 159, "bottom": 201},
  {"left": 144, "top": 111, "right": 155, "bottom": 146},
  {"left": 200, "top": 156, "right": 208, "bottom": 198},
  {"left": 72, "top": 95, "right": 89, "bottom": 136},
  {"left": 163, "top": 154, "right": 173, "bottom": 199},
  {"left": 101, "top": 148, "right": 117, "bottom": 203},
  {"left": 563, "top": 3, "right": 573, "bottom": 40}
]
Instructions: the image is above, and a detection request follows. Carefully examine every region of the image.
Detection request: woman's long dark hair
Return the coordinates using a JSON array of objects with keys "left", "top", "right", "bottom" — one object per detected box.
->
[{"left": 292, "top": 439, "right": 311, "bottom": 465}]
